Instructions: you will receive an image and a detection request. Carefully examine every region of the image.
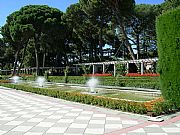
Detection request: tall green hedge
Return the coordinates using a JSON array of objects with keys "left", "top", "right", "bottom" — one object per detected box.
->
[{"left": 156, "top": 8, "right": 180, "bottom": 107}]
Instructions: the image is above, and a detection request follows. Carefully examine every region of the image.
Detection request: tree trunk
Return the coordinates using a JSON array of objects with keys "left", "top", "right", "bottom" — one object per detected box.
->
[
  {"left": 17, "top": 43, "right": 28, "bottom": 75},
  {"left": 112, "top": 0, "right": 136, "bottom": 61},
  {"left": 99, "top": 19, "right": 103, "bottom": 61},
  {"left": 43, "top": 51, "right": 46, "bottom": 68},
  {"left": 117, "top": 17, "right": 136, "bottom": 60},
  {"left": 12, "top": 49, "right": 20, "bottom": 76},
  {"left": 136, "top": 34, "right": 140, "bottom": 59},
  {"left": 34, "top": 36, "right": 40, "bottom": 76}
]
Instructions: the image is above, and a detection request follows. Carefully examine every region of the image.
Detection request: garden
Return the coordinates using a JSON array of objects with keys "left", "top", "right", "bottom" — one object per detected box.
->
[{"left": 0, "top": 1, "right": 180, "bottom": 117}]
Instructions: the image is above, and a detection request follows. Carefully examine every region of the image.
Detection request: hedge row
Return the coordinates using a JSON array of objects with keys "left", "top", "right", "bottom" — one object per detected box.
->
[
  {"left": 156, "top": 7, "right": 180, "bottom": 106},
  {"left": 22, "top": 76, "right": 160, "bottom": 89},
  {"left": 1, "top": 83, "right": 179, "bottom": 116},
  {"left": 0, "top": 83, "right": 147, "bottom": 114}
]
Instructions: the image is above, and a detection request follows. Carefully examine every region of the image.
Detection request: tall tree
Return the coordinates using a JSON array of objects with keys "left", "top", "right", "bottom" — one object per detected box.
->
[
  {"left": 104, "top": 0, "right": 136, "bottom": 60},
  {"left": 1, "top": 13, "right": 34, "bottom": 75},
  {"left": 162, "top": 0, "right": 180, "bottom": 11},
  {"left": 2, "top": 5, "right": 66, "bottom": 75},
  {"left": 128, "top": 4, "right": 161, "bottom": 59},
  {"left": 79, "top": 0, "right": 110, "bottom": 61},
  {"left": 64, "top": 3, "right": 99, "bottom": 62}
]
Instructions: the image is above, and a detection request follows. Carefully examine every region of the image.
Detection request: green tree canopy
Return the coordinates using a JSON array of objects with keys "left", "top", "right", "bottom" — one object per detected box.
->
[{"left": 2, "top": 5, "right": 66, "bottom": 75}]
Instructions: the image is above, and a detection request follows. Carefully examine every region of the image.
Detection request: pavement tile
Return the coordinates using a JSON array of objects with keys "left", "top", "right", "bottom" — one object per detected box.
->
[
  {"left": 89, "top": 120, "right": 105, "bottom": 124},
  {"left": 63, "top": 133, "right": 84, "bottom": 135},
  {"left": 147, "top": 133, "right": 168, "bottom": 135},
  {"left": 129, "top": 128, "right": 145, "bottom": 133},
  {"left": 65, "top": 113, "right": 79, "bottom": 117},
  {"left": 0, "top": 117, "right": 16, "bottom": 121},
  {"left": 175, "top": 123, "right": 180, "bottom": 127},
  {"left": 73, "top": 119, "right": 90, "bottom": 124},
  {"left": 19, "top": 122, "right": 39, "bottom": 126},
  {"left": 65, "top": 128, "right": 85, "bottom": 134},
  {"left": 46, "top": 127, "right": 67, "bottom": 134},
  {"left": 4, "top": 131, "right": 24, "bottom": 135},
  {"left": 0, "top": 130, "right": 7, "bottom": 135},
  {"left": 122, "top": 120, "right": 139, "bottom": 125},
  {"left": 1, "top": 86, "right": 180, "bottom": 135},
  {"left": 47, "top": 115, "right": 63, "bottom": 119},
  {"left": 28, "top": 118, "right": 44, "bottom": 122},
  {"left": 81, "top": 111, "right": 94, "bottom": 114},
  {"left": 105, "top": 119, "right": 122, "bottom": 124},
  {"left": 127, "top": 133, "right": 146, "bottom": 135},
  {"left": 105, "top": 124, "right": 123, "bottom": 129},
  {"left": 36, "top": 122, "right": 54, "bottom": 127},
  {"left": 93, "top": 114, "right": 106, "bottom": 117},
  {"left": 24, "top": 132, "right": 43, "bottom": 135},
  {"left": 144, "top": 127, "right": 165, "bottom": 133},
  {"left": 5, "top": 121, "right": 24, "bottom": 126},
  {"left": 87, "top": 124, "right": 105, "bottom": 128},
  {"left": 71, "top": 108, "right": 84, "bottom": 112},
  {"left": 85, "top": 128, "right": 104, "bottom": 134},
  {"left": 52, "top": 122, "right": 71, "bottom": 127},
  {"left": 12, "top": 126, "right": 33, "bottom": 132},
  {"left": 56, "top": 110, "right": 69, "bottom": 114},
  {"left": 69, "top": 123, "right": 87, "bottom": 128},
  {"left": 162, "top": 127, "right": 180, "bottom": 133},
  {"left": 28, "top": 127, "right": 49, "bottom": 132},
  {"left": 57, "top": 119, "right": 74, "bottom": 123},
  {"left": 0, "top": 125, "right": 17, "bottom": 131},
  {"left": 21, "top": 114, "right": 36, "bottom": 118},
  {"left": 39, "top": 112, "right": 54, "bottom": 116},
  {"left": 76, "top": 116, "right": 91, "bottom": 120},
  {"left": 106, "top": 116, "right": 121, "bottom": 121}
]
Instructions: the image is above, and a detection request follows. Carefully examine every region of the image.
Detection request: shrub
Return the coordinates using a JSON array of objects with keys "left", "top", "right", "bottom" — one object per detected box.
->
[
  {"left": 18, "top": 75, "right": 160, "bottom": 89},
  {"left": 156, "top": 7, "right": 180, "bottom": 106},
  {"left": 0, "top": 83, "right": 147, "bottom": 114},
  {"left": 153, "top": 100, "right": 177, "bottom": 116}
]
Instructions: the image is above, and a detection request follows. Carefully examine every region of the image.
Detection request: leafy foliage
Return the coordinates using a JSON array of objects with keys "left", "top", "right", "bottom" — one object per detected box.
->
[{"left": 156, "top": 7, "right": 180, "bottom": 107}]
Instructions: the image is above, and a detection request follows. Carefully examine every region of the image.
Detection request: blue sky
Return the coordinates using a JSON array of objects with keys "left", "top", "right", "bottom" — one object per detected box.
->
[{"left": 0, "top": 0, "right": 164, "bottom": 27}]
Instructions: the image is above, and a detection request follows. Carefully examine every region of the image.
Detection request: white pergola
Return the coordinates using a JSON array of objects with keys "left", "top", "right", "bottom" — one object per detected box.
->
[{"left": 74, "top": 58, "right": 158, "bottom": 76}]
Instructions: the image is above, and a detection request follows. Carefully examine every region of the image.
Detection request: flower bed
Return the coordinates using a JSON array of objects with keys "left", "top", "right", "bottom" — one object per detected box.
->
[
  {"left": 0, "top": 80, "right": 11, "bottom": 83},
  {"left": 83, "top": 73, "right": 112, "bottom": 77},
  {"left": 0, "top": 83, "right": 179, "bottom": 116},
  {"left": 18, "top": 74, "right": 33, "bottom": 77},
  {"left": 0, "top": 83, "right": 147, "bottom": 114},
  {"left": 125, "top": 73, "right": 160, "bottom": 77}
]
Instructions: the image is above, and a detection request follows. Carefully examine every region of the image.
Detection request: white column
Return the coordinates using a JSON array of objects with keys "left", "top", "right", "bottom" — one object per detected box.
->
[
  {"left": 103, "top": 64, "right": 105, "bottom": 73},
  {"left": 126, "top": 63, "right": 129, "bottom": 74},
  {"left": 92, "top": 65, "right": 95, "bottom": 75},
  {"left": 141, "top": 62, "right": 144, "bottom": 75},
  {"left": 114, "top": 64, "right": 116, "bottom": 77}
]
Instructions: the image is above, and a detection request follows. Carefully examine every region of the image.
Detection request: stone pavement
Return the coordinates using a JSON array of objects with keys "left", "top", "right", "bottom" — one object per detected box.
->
[{"left": 0, "top": 86, "right": 180, "bottom": 135}]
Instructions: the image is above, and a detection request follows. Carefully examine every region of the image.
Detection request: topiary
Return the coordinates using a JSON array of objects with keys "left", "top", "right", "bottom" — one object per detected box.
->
[{"left": 156, "top": 7, "right": 180, "bottom": 107}]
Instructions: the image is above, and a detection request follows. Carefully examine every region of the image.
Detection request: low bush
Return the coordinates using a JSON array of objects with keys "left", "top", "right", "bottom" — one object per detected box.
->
[
  {"left": 6, "top": 75, "right": 160, "bottom": 89},
  {"left": 152, "top": 100, "right": 178, "bottom": 116},
  {"left": 48, "top": 76, "right": 160, "bottom": 89},
  {"left": 0, "top": 83, "right": 147, "bottom": 114}
]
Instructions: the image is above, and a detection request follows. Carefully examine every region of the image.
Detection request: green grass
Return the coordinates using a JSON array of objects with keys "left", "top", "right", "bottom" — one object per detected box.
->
[
  {"left": 18, "top": 82, "right": 158, "bottom": 102},
  {"left": 99, "top": 92, "right": 156, "bottom": 101}
]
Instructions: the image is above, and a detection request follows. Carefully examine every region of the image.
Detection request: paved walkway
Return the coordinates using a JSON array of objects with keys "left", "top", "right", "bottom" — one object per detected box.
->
[{"left": 0, "top": 86, "right": 180, "bottom": 135}]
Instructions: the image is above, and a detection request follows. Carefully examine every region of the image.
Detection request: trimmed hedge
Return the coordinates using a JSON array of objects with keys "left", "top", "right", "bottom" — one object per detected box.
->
[
  {"left": 156, "top": 7, "right": 180, "bottom": 107},
  {"left": 21, "top": 76, "right": 160, "bottom": 89},
  {"left": 0, "top": 83, "right": 147, "bottom": 114}
]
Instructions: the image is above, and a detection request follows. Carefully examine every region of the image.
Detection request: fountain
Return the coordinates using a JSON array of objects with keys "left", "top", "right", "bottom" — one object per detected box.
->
[
  {"left": 36, "top": 76, "right": 46, "bottom": 87},
  {"left": 86, "top": 77, "right": 99, "bottom": 93},
  {"left": 11, "top": 76, "right": 20, "bottom": 83}
]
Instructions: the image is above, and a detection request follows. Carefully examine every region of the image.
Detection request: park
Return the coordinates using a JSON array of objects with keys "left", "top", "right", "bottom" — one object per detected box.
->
[{"left": 0, "top": 0, "right": 180, "bottom": 134}]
